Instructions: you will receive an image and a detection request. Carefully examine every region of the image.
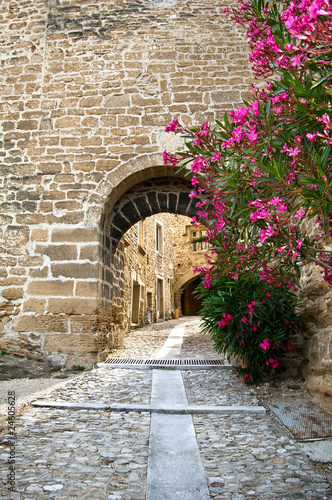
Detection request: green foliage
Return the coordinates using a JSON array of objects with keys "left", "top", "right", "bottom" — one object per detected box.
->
[{"left": 196, "top": 271, "right": 304, "bottom": 383}]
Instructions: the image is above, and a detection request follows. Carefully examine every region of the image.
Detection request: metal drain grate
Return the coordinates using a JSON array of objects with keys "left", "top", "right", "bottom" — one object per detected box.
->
[
  {"left": 269, "top": 402, "right": 332, "bottom": 440},
  {"left": 103, "top": 358, "right": 225, "bottom": 366}
]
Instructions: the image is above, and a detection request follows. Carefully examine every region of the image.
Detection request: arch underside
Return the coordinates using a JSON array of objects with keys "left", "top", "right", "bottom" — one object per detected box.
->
[
  {"left": 100, "top": 170, "right": 199, "bottom": 330},
  {"left": 108, "top": 176, "right": 198, "bottom": 252}
]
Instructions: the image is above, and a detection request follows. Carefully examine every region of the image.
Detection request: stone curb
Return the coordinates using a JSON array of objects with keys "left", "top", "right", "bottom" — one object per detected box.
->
[{"left": 31, "top": 400, "right": 266, "bottom": 414}]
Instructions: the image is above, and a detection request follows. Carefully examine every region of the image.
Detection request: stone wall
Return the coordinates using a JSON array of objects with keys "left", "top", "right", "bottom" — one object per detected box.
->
[
  {"left": 297, "top": 220, "right": 332, "bottom": 398},
  {"left": 1, "top": 0, "right": 252, "bottom": 367}
]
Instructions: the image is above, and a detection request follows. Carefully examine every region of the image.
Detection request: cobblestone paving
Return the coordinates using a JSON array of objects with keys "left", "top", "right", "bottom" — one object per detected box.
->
[
  {"left": 183, "top": 369, "right": 259, "bottom": 406},
  {"left": 195, "top": 413, "right": 330, "bottom": 499},
  {"left": 1, "top": 316, "right": 331, "bottom": 499},
  {"left": 3, "top": 408, "right": 150, "bottom": 499},
  {"left": 41, "top": 369, "right": 152, "bottom": 406},
  {"left": 180, "top": 320, "right": 226, "bottom": 361},
  {"left": 107, "top": 320, "right": 178, "bottom": 359}
]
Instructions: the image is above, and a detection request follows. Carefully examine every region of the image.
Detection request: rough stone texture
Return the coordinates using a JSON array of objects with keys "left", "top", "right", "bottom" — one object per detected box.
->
[
  {"left": 0, "top": 0, "right": 252, "bottom": 368},
  {"left": 0, "top": 319, "right": 331, "bottom": 499},
  {"left": 297, "top": 220, "right": 332, "bottom": 399}
]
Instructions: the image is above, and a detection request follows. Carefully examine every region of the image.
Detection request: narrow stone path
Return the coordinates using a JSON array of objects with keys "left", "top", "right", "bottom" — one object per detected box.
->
[
  {"left": 146, "top": 324, "right": 210, "bottom": 499},
  {"left": 0, "top": 317, "right": 331, "bottom": 499}
]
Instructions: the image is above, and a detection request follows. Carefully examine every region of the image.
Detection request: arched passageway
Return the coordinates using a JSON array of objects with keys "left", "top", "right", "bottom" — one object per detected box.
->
[
  {"left": 181, "top": 276, "right": 203, "bottom": 316},
  {"left": 97, "top": 158, "right": 199, "bottom": 359}
]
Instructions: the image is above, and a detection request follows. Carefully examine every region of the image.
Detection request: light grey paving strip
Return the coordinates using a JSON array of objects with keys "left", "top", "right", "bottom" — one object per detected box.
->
[
  {"left": 146, "top": 413, "right": 211, "bottom": 499},
  {"left": 146, "top": 367, "right": 211, "bottom": 500},
  {"left": 31, "top": 400, "right": 266, "bottom": 414},
  {"left": 153, "top": 324, "right": 186, "bottom": 358}
]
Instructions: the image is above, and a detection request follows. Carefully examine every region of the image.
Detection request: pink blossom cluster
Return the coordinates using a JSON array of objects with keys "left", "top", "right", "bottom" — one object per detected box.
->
[
  {"left": 218, "top": 313, "right": 234, "bottom": 328},
  {"left": 282, "top": 0, "right": 332, "bottom": 40},
  {"left": 266, "top": 358, "right": 279, "bottom": 368},
  {"left": 260, "top": 338, "right": 271, "bottom": 351}
]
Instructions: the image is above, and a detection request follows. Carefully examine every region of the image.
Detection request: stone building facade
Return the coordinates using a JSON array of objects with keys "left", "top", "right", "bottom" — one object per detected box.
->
[
  {"left": 0, "top": 0, "right": 331, "bottom": 397},
  {"left": 121, "top": 213, "right": 207, "bottom": 330}
]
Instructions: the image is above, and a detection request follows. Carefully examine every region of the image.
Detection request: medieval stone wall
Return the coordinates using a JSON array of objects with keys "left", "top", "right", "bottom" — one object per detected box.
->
[{"left": 1, "top": 0, "right": 252, "bottom": 368}]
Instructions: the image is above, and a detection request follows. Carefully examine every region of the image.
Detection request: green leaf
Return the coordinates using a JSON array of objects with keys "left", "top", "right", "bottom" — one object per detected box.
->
[{"left": 311, "top": 71, "right": 332, "bottom": 89}]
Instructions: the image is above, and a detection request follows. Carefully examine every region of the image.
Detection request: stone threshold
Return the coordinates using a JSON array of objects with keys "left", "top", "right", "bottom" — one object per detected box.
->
[{"left": 31, "top": 400, "right": 266, "bottom": 414}]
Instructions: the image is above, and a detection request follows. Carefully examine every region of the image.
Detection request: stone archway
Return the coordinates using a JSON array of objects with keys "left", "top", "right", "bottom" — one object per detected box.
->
[
  {"left": 174, "top": 271, "right": 203, "bottom": 316},
  {"left": 95, "top": 156, "right": 198, "bottom": 361}
]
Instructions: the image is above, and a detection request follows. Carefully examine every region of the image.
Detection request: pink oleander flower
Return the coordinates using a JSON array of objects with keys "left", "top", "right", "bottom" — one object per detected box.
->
[
  {"left": 267, "top": 358, "right": 279, "bottom": 368},
  {"left": 189, "top": 190, "right": 197, "bottom": 199},
  {"left": 295, "top": 208, "right": 306, "bottom": 218},
  {"left": 165, "top": 119, "right": 179, "bottom": 133},
  {"left": 306, "top": 132, "right": 316, "bottom": 142},
  {"left": 218, "top": 313, "right": 234, "bottom": 328},
  {"left": 163, "top": 150, "right": 179, "bottom": 167},
  {"left": 250, "top": 208, "right": 270, "bottom": 222},
  {"left": 260, "top": 338, "right": 271, "bottom": 351},
  {"left": 296, "top": 238, "right": 303, "bottom": 249},
  {"left": 211, "top": 152, "right": 221, "bottom": 162}
]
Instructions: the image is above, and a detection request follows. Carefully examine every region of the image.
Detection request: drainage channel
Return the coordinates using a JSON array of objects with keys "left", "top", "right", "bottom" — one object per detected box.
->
[{"left": 98, "top": 358, "right": 230, "bottom": 370}]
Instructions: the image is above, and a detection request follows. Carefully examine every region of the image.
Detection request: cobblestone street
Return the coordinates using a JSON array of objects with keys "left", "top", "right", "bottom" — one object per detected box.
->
[{"left": 0, "top": 317, "right": 331, "bottom": 499}]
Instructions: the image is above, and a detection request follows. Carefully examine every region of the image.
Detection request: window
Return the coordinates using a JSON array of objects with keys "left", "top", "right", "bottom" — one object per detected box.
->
[
  {"left": 156, "top": 222, "right": 163, "bottom": 254},
  {"left": 138, "top": 220, "right": 144, "bottom": 247},
  {"left": 156, "top": 278, "right": 164, "bottom": 319},
  {"left": 191, "top": 230, "right": 208, "bottom": 252}
]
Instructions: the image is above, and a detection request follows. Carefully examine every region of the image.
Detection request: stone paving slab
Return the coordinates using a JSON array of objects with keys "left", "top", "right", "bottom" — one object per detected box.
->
[
  {"left": 31, "top": 401, "right": 267, "bottom": 414},
  {"left": 147, "top": 367, "right": 210, "bottom": 499}
]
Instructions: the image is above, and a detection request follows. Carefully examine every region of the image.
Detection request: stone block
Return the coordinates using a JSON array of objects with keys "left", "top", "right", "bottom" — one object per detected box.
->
[
  {"left": 0, "top": 336, "right": 42, "bottom": 359},
  {"left": 28, "top": 280, "right": 74, "bottom": 296},
  {"left": 51, "top": 228, "right": 99, "bottom": 243},
  {"left": 211, "top": 90, "right": 241, "bottom": 103},
  {"left": 14, "top": 315, "right": 68, "bottom": 333},
  {"left": 69, "top": 315, "right": 98, "bottom": 333},
  {"left": 43, "top": 333, "right": 98, "bottom": 354},
  {"left": 95, "top": 159, "right": 120, "bottom": 171},
  {"left": 55, "top": 117, "right": 81, "bottom": 129},
  {"left": 51, "top": 262, "right": 99, "bottom": 279},
  {"left": 75, "top": 280, "right": 99, "bottom": 297},
  {"left": 48, "top": 298, "right": 98, "bottom": 315},
  {"left": 103, "top": 94, "right": 130, "bottom": 108},
  {"left": 79, "top": 245, "right": 99, "bottom": 261},
  {"left": 80, "top": 96, "right": 103, "bottom": 108},
  {"left": 31, "top": 229, "right": 49, "bottom": 242},
  {"left": 4, "top": 225, "right": 29, "bottom": 255},
  {"left": 36, "top": 244, "right": 78, "bottom": 261},
  {"left": 17, "top": 120, "right": 38, "bottom": 130},
  {"left": 23, "top": 298, "right": 47, "bottom": 313},
  {"left": 2, "top": 287, "right": 24, "bottom": 300}
]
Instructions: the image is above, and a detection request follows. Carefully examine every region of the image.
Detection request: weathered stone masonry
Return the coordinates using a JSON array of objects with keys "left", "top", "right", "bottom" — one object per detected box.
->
[
  {"left": 0, "top": 0, "right": 330, "bottom": 396},
  {"left": 1, "top": 0, "right": 253, "bottom": 368}
]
